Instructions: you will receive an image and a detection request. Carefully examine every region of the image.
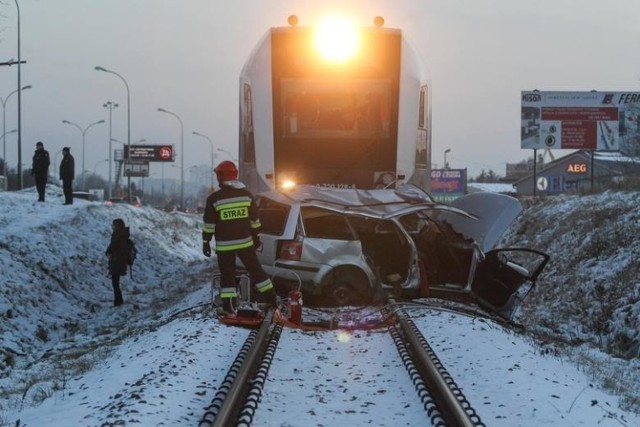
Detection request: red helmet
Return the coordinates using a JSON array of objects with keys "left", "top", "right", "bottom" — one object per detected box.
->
[{"left": 214, "top": 160, "right": 238, "bottom": 182}]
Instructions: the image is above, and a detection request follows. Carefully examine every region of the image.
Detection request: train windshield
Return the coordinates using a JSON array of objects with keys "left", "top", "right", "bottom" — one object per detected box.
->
[{"left": 280, "top": 78, "right": 391, "bottom": 139}]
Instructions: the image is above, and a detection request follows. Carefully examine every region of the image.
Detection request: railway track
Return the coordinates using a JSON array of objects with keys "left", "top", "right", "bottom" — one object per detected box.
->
[{"left": 198, "top": 299, "right": 486, "bottom": 427}]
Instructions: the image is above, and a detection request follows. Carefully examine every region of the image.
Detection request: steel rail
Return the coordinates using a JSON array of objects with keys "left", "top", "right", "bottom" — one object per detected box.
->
[
  {"left": 390, "top": 299, "right": 484, "bottom": 427},
  {"left": 199, "top": 309, "right": 275, "bottom": 427}
]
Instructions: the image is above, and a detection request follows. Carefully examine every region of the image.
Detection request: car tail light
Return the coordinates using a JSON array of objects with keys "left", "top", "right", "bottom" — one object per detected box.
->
[{"left": 280, "top": 239, "right": 303, "bottom": 261}]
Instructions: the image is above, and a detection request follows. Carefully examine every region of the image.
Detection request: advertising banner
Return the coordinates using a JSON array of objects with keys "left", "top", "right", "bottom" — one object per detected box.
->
[
  {"left": 124, "top": 145, "right": 175, "bottom": 162},
  {"left": 521, "top": 91, "right": 640, "bottom": 152},
  {"left": 430, "top": 168, "right": 466, "bottom": 202}
]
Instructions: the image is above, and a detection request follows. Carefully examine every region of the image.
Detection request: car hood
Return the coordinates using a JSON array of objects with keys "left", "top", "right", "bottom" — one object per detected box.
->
[{"left": 436, "top": 192, "right": 523, "bottom": 252}]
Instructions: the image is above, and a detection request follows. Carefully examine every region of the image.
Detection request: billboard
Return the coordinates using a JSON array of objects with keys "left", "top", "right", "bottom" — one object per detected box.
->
[
  {"left": 124, "top": 145, "right": 175, "bottom": 162},
  {"left": 430, "top": 168, "right": 466, "bottom": 203},
  {"left": 124, "top": 159, "right": 150, "bottom": 177},
  {"left": 521, "top": 91, "right": 640, "bottom": 152}
]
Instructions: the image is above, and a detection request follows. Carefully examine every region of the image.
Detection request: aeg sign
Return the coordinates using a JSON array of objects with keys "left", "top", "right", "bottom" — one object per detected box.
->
[
  {"left": 124, "top": 145, "right": 175, "bottom": 162},
  {"left": 567, "top": 163, "right": 587, "bottom": 174}
]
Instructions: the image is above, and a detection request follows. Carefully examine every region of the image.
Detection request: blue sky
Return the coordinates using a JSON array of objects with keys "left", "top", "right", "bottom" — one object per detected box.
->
[{"left": 1, "top": 0, "right": 639, "bottom": 180}]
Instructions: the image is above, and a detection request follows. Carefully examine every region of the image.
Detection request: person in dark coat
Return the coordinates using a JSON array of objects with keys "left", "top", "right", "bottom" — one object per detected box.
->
[
  {"left": 202, "top": 160, "right": 277, "bottom": 315},
  {"left": 105, "top": 218, "right": 129, "bottom": 306},
  {"left": 59, "top": 147, "right": 75, "bottom": 205},
  {"left": 31, "top": 141, "right": 50, "bottom": 202}
]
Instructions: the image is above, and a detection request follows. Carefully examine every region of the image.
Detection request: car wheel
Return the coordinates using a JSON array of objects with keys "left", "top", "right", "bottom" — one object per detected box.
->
[{"left": 322, "top": 267, "right": 371, "bottom": 306}]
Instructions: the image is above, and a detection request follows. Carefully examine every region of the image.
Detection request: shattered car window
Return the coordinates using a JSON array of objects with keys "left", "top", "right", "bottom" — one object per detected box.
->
[
  {"left": 256, "top": 198, "right": 290, "bottom": 235},
  {"left": 301, "top": 206, "right": 355, "bottom": 240}
]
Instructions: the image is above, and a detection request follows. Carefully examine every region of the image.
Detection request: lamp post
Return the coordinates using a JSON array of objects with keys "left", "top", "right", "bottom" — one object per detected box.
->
[
  {"left": 103, "top": 101, "right": 118, "bottom": 199},
  {"left": 158, "top": 108, "right": 184, "bottom": 210},
  {"left": 192, "top": 131, "right": 214, "bottom": 188},
  {"left": 216, "top": 148, "right": 237, "bottom": 162},
  {"left": 13, "top": 0, "right": 25, "bottom": 189},
  {"left": 62, "top": 119, "right": 105, "bottom": 191},
  {"left": 93, "top": 158, "right": 109, "bottom": 176},
  {"left": 95, "top": 66, "right": 131, "bottom": 201},
  {"left": 444, "top": 148, "right": 451, "bottom": 169},
  {"left": 0, "top": 129, "right": 17, "bottom": 175},
  {"left": 1, "top": 85, "right": 30, "bottom": 176}
]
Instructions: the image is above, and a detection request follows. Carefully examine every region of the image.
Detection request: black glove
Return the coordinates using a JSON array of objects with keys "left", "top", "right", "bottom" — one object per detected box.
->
[
  {"left": 203, "top": 241, "right": 211, "bottom": 257},
  {"left": 252, "top": 233, "right": 262, "bottom": 250}
]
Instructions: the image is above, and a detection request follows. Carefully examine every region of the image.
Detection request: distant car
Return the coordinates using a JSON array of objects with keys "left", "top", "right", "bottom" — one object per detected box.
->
[
  {"left": 252, "top": 184, "right": 549, "bottom": 318},
  {"left": 106, "top": 196, "right": 142, "bottom": 207},
  {"left": 72, "top": 191, "right": 97, "bottom": 201}
]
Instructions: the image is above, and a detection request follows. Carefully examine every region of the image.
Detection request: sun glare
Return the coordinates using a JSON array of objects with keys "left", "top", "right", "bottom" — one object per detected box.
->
[
  {"left": 314, "top": 16, "right": 360, "bottom": 62},
  {"left": 336, "top": 330, "right": 351, "bottom": 343}
]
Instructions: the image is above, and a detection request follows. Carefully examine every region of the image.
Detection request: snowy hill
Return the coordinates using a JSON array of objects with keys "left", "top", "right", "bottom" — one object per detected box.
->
[{"left": 1, "top": 186, "right": 639, "bottom": 426}]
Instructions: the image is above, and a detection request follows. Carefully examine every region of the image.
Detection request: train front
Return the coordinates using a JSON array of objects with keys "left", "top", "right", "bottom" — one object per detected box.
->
[{"left": 239, "top": 15, "right": 431, "bottom": 193}]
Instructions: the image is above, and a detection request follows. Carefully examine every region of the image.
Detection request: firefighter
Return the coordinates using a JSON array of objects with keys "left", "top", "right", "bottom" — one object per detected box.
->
[{"left": 202, "top": 160, "right": 277, "bottom": 315}]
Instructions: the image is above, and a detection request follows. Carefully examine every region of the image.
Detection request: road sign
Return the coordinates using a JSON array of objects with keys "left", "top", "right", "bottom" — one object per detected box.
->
[
  {"left": 124, "top": 159, "right": 150, "bottom": 177},
  {"left": 124, "top": 145, "right": 175, "bottom": 162}
]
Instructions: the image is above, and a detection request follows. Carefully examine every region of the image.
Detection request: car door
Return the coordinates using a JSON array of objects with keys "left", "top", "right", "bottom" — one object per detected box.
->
[
  {"left": 471, "top": 248, "right": 549, "bottom": 317},
  {"left": 437, "top": 192, "right": 523, "bottom": 252}
]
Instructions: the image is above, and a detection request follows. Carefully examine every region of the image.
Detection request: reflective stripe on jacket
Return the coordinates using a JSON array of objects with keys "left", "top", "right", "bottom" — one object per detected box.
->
[{"left": 202, "top": 181, "right": 260, "bottom": 251}]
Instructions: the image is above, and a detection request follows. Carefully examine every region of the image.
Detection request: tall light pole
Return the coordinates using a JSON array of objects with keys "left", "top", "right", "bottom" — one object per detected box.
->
[
  {"left": 95, "top": 66, "right": 131, "bottom": 201},
  {"left": 14, "top": 0, "right": 25, "bottom": 189},
  {"left": 1, "top": 85, "right": 30, "bottom": 176},
  {"left": 93, "top": 158, "right": 109, "bottom": 176},
  {"left": 62, "top": 119, "right": 105, "bottom": 191},
  {"left": 158, "top": 108, "right": 184, "bottom": 210},
  {"left": 216, "top": 147, "right": 237, "bottom": 162},
  {"left": 0, "top": 129, "right": 17, "bottom": 175},
  {"left": 444, "top": 148, "right": 451, "bottom": 169},
  {"left": 103, "top": 101, "right": 118, "bottom": 199},
  {"left": 192, "top": 131, "right": 214, "bottom": 188}
]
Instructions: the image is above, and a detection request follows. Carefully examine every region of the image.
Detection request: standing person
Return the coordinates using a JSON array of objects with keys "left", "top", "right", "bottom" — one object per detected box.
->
[
  {"left": 31, "top": 141, "right": 50, "bottom": 202},
  {"left": 105, "top": 218, "right": 129, "bottom": 306},
  {"left": 202, "top": 160, "right": 277, "bottom": 315},
  {"left": 59, "top": 147, "right": 75, "bottom": 205}
]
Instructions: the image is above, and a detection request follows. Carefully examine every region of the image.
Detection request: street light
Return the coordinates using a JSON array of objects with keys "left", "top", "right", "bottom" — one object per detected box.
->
[
  {"left": 62, "top": 119, "right": 105, "bottom": 191},
  {"left": 1, "top": 85, "right": 30, "bottom": 176},
  {"left": 158, "top": 108, "right": 184, "bottom": 210},
  {"left": 14, "top": 0, "right": 25, "bottom": 189},
  {"left": 111, "top": 137, "right": 146, "bottom": 145},
  {"left": 103, "top": 101, "right": 118, "bottom": 199},
  {"left": 216, "top": 147, "right": 237, "bottom": 162},
  {"left": 95, "top": 66, "right": 131, "bottom": 201},
  {"left": 93, "top": 158, "right": 109, "bottom": 176},
  {"left": 0, "top": 129, "right": 17, "bottom": 175},
  {"left": 444, "top": 148, "right": 451, "bottom": 169},
  {"left": 192, "top": 131, "right": 214, "bottom": 188}
]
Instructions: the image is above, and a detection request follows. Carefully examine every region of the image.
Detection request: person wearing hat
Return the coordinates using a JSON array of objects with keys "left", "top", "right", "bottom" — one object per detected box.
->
[
  {"left": 59, "top": 147, "right": 75, "bottom": 205},
  {"left": 31, "top": 141, "right": 50, "bottom": 202}
]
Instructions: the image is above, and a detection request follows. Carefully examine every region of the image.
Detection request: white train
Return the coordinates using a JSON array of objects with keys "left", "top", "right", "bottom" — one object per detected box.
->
[{"left": 238, "top": 15, "right": 431, "bottom": 193}]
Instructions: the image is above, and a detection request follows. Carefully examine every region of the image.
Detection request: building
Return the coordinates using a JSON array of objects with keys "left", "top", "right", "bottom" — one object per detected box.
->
[{"left": 513, "top": 150, "right": 640, "bottom": 196}]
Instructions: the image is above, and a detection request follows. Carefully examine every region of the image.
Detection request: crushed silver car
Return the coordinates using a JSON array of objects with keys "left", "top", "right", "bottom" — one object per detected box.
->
[{"left": 253, "top": 184, "right": 548, "bottom": 318}]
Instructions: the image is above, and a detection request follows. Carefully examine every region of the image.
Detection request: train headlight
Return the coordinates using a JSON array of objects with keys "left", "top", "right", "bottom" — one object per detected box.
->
[
  {"left": 281, "top": 179, "right": 296, "bottom": 190},
  {"left": 314, "top": 16, "right": 360, "bottom": 62}
]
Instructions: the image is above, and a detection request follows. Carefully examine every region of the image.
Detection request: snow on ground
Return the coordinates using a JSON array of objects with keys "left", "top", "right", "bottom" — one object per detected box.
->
[{"left": 1, "top": 186, "right": 639, "bottom": 426}]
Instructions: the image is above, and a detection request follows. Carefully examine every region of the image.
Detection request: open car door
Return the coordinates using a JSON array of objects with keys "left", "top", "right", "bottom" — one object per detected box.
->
[{"left": 471, "top": 248, "right": 550, "bottom": 318}]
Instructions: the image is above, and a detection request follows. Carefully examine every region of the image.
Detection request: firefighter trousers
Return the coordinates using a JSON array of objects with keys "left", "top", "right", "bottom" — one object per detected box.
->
[{"left": 217, "top": 248, "right": 276, "bottom": 311}]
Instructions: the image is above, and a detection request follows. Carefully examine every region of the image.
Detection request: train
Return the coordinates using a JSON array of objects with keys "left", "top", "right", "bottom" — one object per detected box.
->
[{"left": 238, "top": 15, "right": 431, "bottom": 193}]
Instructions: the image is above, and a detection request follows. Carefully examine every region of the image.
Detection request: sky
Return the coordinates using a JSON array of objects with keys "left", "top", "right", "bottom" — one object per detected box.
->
[
  {"left": 1, "top": 0, "right": 640, "bottom": 183},
  {"left": 1, "top": 185, "right": 640, "bottom": 426}
]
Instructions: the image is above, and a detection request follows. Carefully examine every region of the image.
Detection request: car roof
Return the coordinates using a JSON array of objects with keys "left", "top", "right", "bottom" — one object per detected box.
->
[{"left": 258, "top": 184, "right": 476, "bottom": 220}]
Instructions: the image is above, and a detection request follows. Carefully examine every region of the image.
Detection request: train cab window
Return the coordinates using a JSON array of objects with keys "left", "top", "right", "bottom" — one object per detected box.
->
[{"left": 280, "top": 78, "right": 391, "bottom": 139}]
